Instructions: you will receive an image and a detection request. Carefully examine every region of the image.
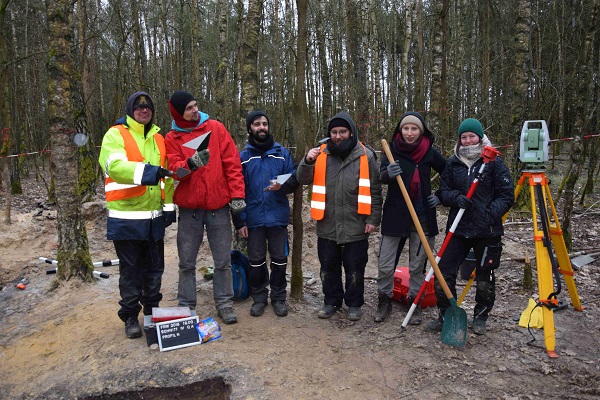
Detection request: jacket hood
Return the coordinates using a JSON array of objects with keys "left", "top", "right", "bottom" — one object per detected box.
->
[{"left": 328, "top": 111, "right": 357, "bottom": 138}]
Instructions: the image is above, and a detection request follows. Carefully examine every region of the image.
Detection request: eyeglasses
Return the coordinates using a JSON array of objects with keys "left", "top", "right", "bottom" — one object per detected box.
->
[{"left": 134, "top": 106, "right": 152, "bottom": 111}]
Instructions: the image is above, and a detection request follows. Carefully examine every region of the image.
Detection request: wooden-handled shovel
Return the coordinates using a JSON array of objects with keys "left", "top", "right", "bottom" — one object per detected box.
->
[{"left": 381, "top": 139, "right": 467, "bottom": 347}]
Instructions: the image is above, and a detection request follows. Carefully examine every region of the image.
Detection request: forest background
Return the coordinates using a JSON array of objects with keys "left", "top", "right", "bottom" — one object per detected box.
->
[{"left": 0, "top": 0, "right": 598, "bottom": 291}]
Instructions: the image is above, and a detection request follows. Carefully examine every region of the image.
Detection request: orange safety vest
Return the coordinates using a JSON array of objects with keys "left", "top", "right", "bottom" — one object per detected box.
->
[
  {"left": 310, "top": 142, "right": 372, "bottom": 220},
  {"left": 104, "top": 125, "right": 166, "bottom": 202}
]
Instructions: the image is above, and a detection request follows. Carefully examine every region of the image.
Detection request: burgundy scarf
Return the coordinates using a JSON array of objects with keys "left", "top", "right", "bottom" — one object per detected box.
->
[{"left": 394, "top": 133, "right": 430, "bottom": 200}]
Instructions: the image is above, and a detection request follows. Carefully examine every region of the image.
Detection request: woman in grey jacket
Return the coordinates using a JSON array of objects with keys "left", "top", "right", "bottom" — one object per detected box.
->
[{"left": 296, "top": 112, "right": 382, "bottom": 321}]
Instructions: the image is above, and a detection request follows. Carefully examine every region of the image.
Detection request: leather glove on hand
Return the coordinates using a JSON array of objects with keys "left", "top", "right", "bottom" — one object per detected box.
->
[
  {"left": 187, "top": 149, "right": 210, "bottom": 170},
  {"left": 427, "top": 194, "right": 440, "bottom": 208},
  {"left": 229, "top": 198, "right": 246, "bottom": 215},
  {"left": 156, "top": 167, "right": 173, "bottom": 179},
  {"left": 456, "top": 195, "right": 473, "bottom": 209},
  {"left": 387, "top": 161, "right": 402, "bottom": 179},
  {"left": 164, "top": 210, "right": 176, "bottom": 228}
]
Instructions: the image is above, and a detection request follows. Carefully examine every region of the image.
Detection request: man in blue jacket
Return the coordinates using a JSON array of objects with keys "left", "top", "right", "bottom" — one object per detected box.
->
[{"left": 235, "top": 111, "right": 299, "bottom": 317}]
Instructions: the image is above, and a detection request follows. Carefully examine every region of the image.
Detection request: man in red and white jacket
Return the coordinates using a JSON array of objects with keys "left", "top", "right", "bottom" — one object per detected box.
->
[{"left": 165, "top": 90, "right": 245, "bottom": 325}]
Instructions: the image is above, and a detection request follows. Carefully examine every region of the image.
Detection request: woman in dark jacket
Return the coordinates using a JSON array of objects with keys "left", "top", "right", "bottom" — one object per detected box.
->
[
  {"left": 375, "top": 112, "right": 446, "bottom": 324},
  {"left": 425, "top": 118, "right": 514, "bottom": 335}
]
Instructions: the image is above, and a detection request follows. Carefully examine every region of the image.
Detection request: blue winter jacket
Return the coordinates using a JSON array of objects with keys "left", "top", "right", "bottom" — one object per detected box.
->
[{"left": 238, "top": 141, "right": 298, "bottom": 229}]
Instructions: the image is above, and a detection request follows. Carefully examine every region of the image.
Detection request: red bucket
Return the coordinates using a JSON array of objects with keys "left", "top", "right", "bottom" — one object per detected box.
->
[{"left": 392, "top": 266, "right": 437, "bottom": 308}]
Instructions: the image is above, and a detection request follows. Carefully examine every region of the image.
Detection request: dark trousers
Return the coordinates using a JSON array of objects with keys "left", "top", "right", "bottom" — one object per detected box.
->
[
  {"left": 318, "top": 237, "right": 368, "bottom": 308},
  {"left": 435, "top": 236, "right": 500, "bottom": 321},
  {"left": 114, "top": 238, "right": 164, "bottom": 321},
  {"left": 247, "top": 226, "right": 289, "bottom": 303}
]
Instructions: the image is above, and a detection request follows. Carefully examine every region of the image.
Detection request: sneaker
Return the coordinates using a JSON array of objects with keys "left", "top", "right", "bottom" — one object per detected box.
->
[
  {"left": 272, "top": 301, "right": 288, "bottom": 317},
  {"left": 218, "top": 307, "right": 238, "bottom": 324},
  {"left": 124, "top": 315, "right": 142, "bottom": 339},
  {"left": 317, "top": 304, "right": 339, "bottom": 319},
  {"left": 250, "top": 302, "right": 267, "bottom": 317},
  {"left": 347, "top": 307, "right": 363, "bottom": 321},
  {"left": 374, "top": 294, "right": 392, "bottom": 323},
  {"left": 409, "top": 306, "right": 423, "bottom": 326},
  {"left": 472, "top": 318, "right": 487, "bottom": 335},
  {"left": 425, "top": 317, "right": 443, "bottom": 332}
]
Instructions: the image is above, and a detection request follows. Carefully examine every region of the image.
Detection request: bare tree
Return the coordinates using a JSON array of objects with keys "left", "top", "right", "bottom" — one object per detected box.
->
[
  {"left": 45, "top": 0, "right": 93, "bottom": 282},
  {"left": 0, "top": 0, "right": 11, "bottom": 224}
]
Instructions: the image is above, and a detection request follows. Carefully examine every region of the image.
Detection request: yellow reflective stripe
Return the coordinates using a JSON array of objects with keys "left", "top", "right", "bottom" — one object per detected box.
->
[
  {"left": 133, "top": 163, "right": 145, "bottom": 185},
  {"left": 108, "top": 209, "right": 163, "bottom": 219},
  {"left": 105, "top": 182, "right": 139, "bottom": 192}
]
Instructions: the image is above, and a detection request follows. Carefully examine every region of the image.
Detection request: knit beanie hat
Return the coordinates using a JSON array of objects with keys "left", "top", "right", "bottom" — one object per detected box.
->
[
  {"left": 168, "top": 90, "right": 196, "bottom": 118},
  {"left": 246, "top": 110, "right": 269, "bottom": 133},
  {"left": 399, "top": 115, "right": 424, "bottom": 134},
  {"left": 458, "top": 118, "right": 484, "bottom": 138},
  {"left": 328, "top": 118, "right": 352, "bottom": 133},
  {"left": 126, "top": 91, "right": 155, "bottom": 120}
]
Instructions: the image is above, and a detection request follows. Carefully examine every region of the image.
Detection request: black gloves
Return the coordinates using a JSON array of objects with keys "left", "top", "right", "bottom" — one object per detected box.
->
[
  {"left": 156, "top": 167, "right": 172, "bottom": 179},
  {"left": 386, "top": 161, "right": 402, "bottom": 178},
  {"left": 427, "top": 194, "right": 440, "bottom": 208},
  {"left": 164, "top": 210, "right": 176, "bottom": 228},
  {"left": 229, "top": 198, "right": 246, "bottom": 215},
  {"left": 187, "top": 149, "right": 210, "bottom": 171},
  {"left": 457, "top": 195, "right": 473, "bottom": 209}
]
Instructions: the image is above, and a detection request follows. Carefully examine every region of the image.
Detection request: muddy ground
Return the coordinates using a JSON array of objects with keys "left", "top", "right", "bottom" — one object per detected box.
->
[{"left": 0, "top": 170, "right": 599, "bottom": 399}]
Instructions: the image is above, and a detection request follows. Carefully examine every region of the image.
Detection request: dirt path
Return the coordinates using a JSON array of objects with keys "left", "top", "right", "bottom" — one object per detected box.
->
[{"left": 1, "top": 193, "right": 600, "bottom": 399}]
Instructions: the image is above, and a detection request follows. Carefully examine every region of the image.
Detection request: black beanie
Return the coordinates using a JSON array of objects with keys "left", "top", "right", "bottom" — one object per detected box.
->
[
  {"left": 328, "top": 118, "right": 352, "bottom": 133},
  {"left": 126, "top": 91, "right": 155, "bottom": 120},
  {"left": 246, "top": 110, "right": 269, "bottom": 133},
  {"left": 169, "top": 90, "right": 196, "bottom": 117}
]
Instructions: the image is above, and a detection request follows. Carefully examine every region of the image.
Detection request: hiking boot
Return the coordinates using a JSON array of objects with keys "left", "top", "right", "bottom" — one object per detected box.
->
[
  {"left": 272, "top": 301, "right": 288, "bottom": 317},
  {"left": 472, "top": 318, "right": 487, "bottom": 335},
  {"left": 250, "top": 302, "right": 267, "bottom": 317},
  {"left": 374, "top": 294, "right": 392, "bottom": 323},
  {"left": 347, "top": 307, "right": 363, "bottom": 321},
  {"left": 218, "top": 307, "right": 238, "bottom": 324},
  {"left": 409, "top": 306, "right": 423, "bottom": 326},
  {"left": 425, "top": 317, "right": 443, "bottom": 332},
  {"left": 317, "top": 304, "right": 339, "bottom": 319},
  {"left": 124, "top": 315, "right": 142, "bottom": 339}
]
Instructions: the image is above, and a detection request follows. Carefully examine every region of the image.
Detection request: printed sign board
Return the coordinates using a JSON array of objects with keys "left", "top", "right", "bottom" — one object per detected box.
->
[{"left": 156, "top": 316, "right": 201, "bottom": 352}]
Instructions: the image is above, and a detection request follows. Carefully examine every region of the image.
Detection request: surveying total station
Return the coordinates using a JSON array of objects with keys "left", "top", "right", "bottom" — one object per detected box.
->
[{"left": 511, "top": 120, "right": 583, "bottom": 358}]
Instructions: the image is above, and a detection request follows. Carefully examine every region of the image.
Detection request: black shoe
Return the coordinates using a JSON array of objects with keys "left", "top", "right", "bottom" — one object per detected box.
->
[
  {"left": 374, "top": 294, "right": 392, "bottom": 323},
  {"left": 218, "top": 307, "right": 238, "bottom": 324},
  {"left": 347, "top": 307, "right": 363, "bottom": 321},
  {"left": 425, "top": 317, "right": 443, "bottom": 333},
  {"left": 272, "top": 301, "right": 288, "bottom": 317},
  {"left": 318, "top": 304, "right": 339, "bottom": 319},
  {"left": 409, "top": 306, "right": 423, "bottom": 326},
  {"left": 472, "top": 318, "right": 487, "bottom": 335},
  {"left": 125, "top": 315, "right": 142, "bottom": 339},
  {"left": 250, "top": 302, "right": 267, "bottom": 317}
]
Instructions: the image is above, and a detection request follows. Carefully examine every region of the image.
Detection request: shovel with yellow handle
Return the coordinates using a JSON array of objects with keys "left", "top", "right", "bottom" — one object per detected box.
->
[{"left": 381, "top": 139, "right": 467, "bottom": 347}]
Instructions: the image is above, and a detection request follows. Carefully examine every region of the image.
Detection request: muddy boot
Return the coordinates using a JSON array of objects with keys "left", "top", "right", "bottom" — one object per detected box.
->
[
  {"left": 472, "top": 318, "right": 487, "bottom": 335},
  {"left": 409, "top": 306, "right": 422, "bottom": 325},
  {"left": 374, "top": 294, "right": 392, "bottom": 323},
  {"left": 124, "top": 315, "right": 142, "bottom": 339}
]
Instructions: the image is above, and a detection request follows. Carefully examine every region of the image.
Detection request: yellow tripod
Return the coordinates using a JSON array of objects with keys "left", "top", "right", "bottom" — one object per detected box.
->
[{"left": 513, "top": 170, "right": 583, "bottom": 358}]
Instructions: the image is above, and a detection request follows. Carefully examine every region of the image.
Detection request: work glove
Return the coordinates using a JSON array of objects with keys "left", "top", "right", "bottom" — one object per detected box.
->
[
  {"left": 387, "top": 161, "right": 402, "bottom": 179},
  {"left": 156, "top": 167, "right": 172, "bottom": 179},
  {"left": 187, "top": 149, "right": 210, "bottom": 171},
  {"left": 164, "top": 210, "right": 176, "bottom": 228},
  {"left": 427, "top": 194, "right": 440, "bottom": 208},
  {"left": 456, "top": 195, "right": 473, "bottom": 209},
  {"left": 229, "top": 198, "right": 246, "bottom": 215}
]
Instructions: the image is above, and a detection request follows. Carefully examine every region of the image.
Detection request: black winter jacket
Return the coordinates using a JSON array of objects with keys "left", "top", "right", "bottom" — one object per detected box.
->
[
  {"left": 439, "top": 154, "right": 514, "bottom": 238},
  {"left": 380, "top": 112, "right": 446, "bottom": 237}
]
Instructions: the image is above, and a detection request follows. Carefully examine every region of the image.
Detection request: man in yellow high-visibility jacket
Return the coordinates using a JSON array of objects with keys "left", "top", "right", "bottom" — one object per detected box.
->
[{"left": 99, "top": 91, "right": 175, "bottom": 339}]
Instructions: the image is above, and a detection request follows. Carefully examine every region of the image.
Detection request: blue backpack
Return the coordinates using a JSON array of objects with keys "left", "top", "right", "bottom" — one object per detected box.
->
[{"left": 231, "top": 250, "right": 251, "bottom": 300}]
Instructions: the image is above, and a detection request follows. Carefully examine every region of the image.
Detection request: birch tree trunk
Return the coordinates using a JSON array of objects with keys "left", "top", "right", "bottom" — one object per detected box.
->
[{"left": 45, "top": 0, "right": 93, "bottom": 282}]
